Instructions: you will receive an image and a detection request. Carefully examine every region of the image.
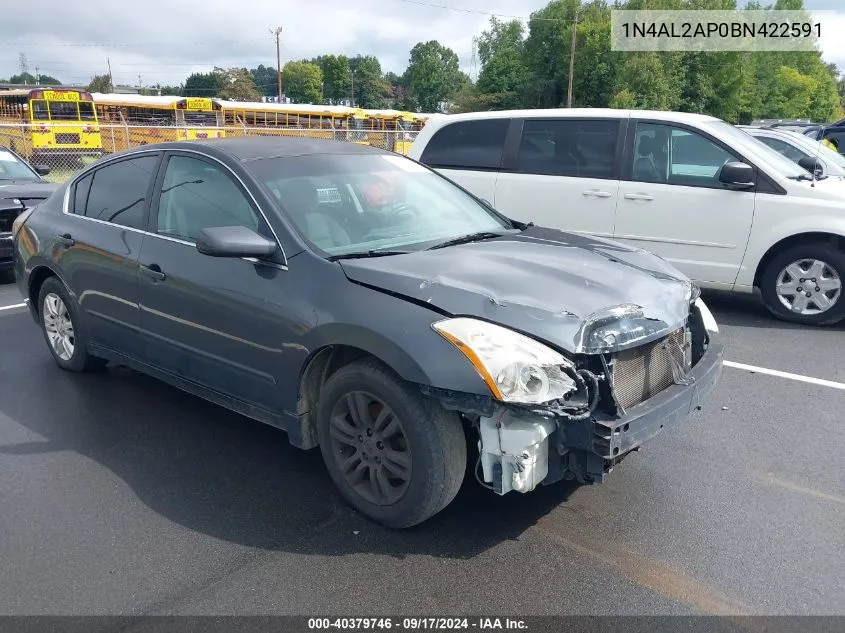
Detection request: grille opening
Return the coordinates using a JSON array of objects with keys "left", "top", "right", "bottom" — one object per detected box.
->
[
  {"left": 55, "top": 133, "right": 81, "bottom": 144},
  {"left": 609, "top": 327, "right": 691, "bottom": 410}
]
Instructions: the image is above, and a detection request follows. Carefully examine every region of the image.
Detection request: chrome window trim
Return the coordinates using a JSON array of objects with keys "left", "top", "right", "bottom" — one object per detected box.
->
[{"left": 60, "top": 147, "right": 289, "bottom": 269}]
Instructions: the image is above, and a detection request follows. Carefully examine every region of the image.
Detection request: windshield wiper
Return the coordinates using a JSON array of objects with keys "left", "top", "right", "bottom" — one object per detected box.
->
[
  {"left": 789, "top": 173, "right": 815, "bottom": 181},
  {"left": 426, "top": 231, "right": 509, "bottom": 250},
  {"left": 328, "top": 249, "right": 412, "bottom": 261}
]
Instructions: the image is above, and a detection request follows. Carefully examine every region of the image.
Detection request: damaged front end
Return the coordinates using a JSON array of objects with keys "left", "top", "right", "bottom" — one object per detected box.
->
[{"left": 428, "top": 294, "right": 724, "bottom": 496}]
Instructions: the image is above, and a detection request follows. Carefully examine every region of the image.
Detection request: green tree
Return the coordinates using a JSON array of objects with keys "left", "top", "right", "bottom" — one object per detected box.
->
[
  {"left": 406, "top": 40, "right": 463, "bottom": 112},
  {"left": 282, "top": 61, "right": 323, "bottom": 103},
  {"left": 87, "top": 74, "right": 113, "bottom": 93},
  {"left": 249, "top": 64, "right": 279, "bottom": 97},
  {"left": 475, "top": 18, "right": 529, "bottom": 109},
  {"left": 320, "top": 55, "right": 351, "bottom": 103},
  {"left": 610, "top": 52, "right": 681, "bottom": 110},
  {"left": 351, "top": 55, "right": 389, "bottom": 109},
  {"left": 385, "top": 71, "right": 415, "bottom": 111},
  {"left": 9, "top": 71, "right": 62, "bottom": 85},
  {"left": 215, "top": 68, "right": 262, "bottom": 101},
  {"left": 184, "top": 72, "right": 224, "bottom": 97}
]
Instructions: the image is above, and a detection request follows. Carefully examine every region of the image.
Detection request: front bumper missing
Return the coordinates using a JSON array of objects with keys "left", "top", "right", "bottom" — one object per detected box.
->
[{"left": 477, "top": 333, "right": 724, "bottom": 494}]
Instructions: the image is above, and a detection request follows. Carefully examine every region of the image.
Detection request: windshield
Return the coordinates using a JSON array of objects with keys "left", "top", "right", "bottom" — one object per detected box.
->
[
  {"left": 251, "top": 153, "right": 514, "bottom": 256},
  {"left": 707, "top": 120, "right": 807, "bottom": 178},
  {"left": 184, "top": 111, "right": 218, "bottom": 126},
  {"left": 0, "top": 148, "right": 38, "bottom": 181}
]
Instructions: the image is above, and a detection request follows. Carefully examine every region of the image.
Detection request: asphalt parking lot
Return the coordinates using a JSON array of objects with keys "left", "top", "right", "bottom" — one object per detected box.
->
[{"left": 0, "top": 280, "right": 843, "bottom": 616}]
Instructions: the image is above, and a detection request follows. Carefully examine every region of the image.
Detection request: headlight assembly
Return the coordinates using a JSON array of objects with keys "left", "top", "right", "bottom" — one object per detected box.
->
[{"left": 432, "top": 317, "right": 577, "bottom": 404}]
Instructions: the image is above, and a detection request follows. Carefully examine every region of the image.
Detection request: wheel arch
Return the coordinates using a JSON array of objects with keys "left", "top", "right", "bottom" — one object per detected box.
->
[{"left": 753, "top": 232, "right": 845, "bottom": 288}]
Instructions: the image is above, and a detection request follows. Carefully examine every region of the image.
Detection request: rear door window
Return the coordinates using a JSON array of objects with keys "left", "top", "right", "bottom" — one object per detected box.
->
[
  {"left": 419, "top": 119, "right": 509, "bottom": 170},
  {"left": 76, "top": 155, "right": 159, "bottom": 229},
  {"left": 516, "top": 119, "right": 619, "bottom": 179}
]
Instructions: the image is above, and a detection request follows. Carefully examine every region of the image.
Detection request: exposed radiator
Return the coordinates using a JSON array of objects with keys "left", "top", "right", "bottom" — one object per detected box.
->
[{"left": 610, "top": 327, "right": 692, "bottom": 410}]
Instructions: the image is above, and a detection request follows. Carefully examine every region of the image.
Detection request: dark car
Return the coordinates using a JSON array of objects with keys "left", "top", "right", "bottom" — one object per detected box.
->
[
  {"left": 1, "top": 145, "right": 59, "bottom": 281},
  {"left": 12, "top": 137, "right": 723, "bottom": 528}
]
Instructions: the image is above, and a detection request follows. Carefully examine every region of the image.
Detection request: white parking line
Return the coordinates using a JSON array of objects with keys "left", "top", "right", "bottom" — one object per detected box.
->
[
  {"left": 0, "top": 302, "right": 26, "bottom": 312},
  {"left": 724, "top": 360, "right": 845, "bottom": 392}
]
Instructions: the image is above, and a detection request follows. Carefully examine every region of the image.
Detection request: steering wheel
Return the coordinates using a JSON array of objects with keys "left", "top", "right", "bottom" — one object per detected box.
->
[{"left": 382, "top": 203, "right": 422, "bottom": 221}]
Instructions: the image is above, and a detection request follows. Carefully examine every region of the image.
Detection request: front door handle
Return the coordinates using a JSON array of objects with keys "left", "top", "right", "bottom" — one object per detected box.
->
[
  {"left": 56, "top": 233, "right": 75, "bottom": 247},
  {"left": 140, "top": 263, "right": 166, "bottom": 282},
  {"left": 624, "top": 193, "right": 654, "bottom": 201},
  {"left": 583, "top": 189, "right": 613, "bottom": 198}
]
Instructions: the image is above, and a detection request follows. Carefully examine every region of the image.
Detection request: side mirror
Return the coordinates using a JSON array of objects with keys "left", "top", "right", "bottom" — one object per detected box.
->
[
  {"left": 33, "top": 164, "right": 51, "bottom": 176},
  {"left": 195, "top": 225, "right": 277, "bottom": 259},
  {"left": 798, "top": 156, "right": 823, "bottom": 177},
  {"left": 718, "top": 161, "right": 755, "bottom": 190}
]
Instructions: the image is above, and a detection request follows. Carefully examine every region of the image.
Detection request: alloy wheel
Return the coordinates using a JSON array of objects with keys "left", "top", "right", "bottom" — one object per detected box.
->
[{"left": 43, "top": 292, "right": 75, "bottom": 361}]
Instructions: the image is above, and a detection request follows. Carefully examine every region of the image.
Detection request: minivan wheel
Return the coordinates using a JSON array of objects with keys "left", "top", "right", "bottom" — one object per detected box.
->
[
  {"left": 38, "top": 277, "right": 105, "bottom": 372},
  {"left": 315, "top": 358, "right": 466, "bottom": 529},
  {"left": 759, "top": 243, "right": 845, "bottom": 326}
]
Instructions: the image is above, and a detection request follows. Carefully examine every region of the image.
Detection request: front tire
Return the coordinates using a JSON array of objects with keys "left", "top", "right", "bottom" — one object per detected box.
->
[
  {"left": 38, "top": 277, "right": 105, "bottom": 372},
  {"left": 759, "top": 242, "right": 845, "bottom": 326},
  {"left": 315, "top": 358, "right": 467, "bottom": 529}
]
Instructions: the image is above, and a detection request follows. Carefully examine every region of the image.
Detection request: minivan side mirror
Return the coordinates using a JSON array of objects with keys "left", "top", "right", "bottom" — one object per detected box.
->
[
  {"left": 719, "top": 161, "right": 755, "bottom": 190},
  {"left": 33, "top": 164, "right": 51, "bottom": 176},
  {"left": 196, "top": 225, "right": 277, "bottom": 259}
]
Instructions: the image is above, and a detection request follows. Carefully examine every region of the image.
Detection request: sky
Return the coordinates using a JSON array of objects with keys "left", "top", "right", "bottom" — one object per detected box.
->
[{"left": 1, "top": 0, "right": 844, "bottom": 88}]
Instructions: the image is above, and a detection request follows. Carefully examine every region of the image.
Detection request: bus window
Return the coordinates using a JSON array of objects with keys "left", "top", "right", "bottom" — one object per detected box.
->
[
  {"left": 184, "top": 111, "right": 218, "bottom": 126},
  {"left": 31, "top": 100, "right": 48, "bottom": 120},
  {"left": 79, "top": 101, "right": 96, "bottom": 121},
  {"left": 48, "top": 101, "right": 81, "bottom": 121}
]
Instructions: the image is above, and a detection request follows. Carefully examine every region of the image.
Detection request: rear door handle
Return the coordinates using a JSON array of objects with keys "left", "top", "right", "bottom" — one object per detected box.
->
[
  {"left": 624, "top": 193, "right": 654, "bottom": 201},
  {"left": 140, "top": 263, "right": 166, "bottom": 282},
  {"left": 56, "top": 233, "right": 75, "bottom": 247},
  {"left": 583, "top": 189, "right": 613, "bottom": 198}
]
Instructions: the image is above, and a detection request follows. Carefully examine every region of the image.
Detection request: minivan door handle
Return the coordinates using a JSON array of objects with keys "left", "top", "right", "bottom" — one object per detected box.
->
[
  {"left": 56, "top": 233, "right": 75, "bottom": 247},
  {"left": 140, "top": 263, "right": 166, "bottom": 282},
  {"left": 583, "top": 189, "right": 613, "bottom": 198},
  {"left": 624, "top": 193, "right": 654, "bottom": 201}
]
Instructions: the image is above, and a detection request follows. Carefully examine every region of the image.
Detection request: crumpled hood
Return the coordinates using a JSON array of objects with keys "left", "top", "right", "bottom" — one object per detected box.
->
[
  {"left": 0, "top": 181, "right": 60, "bottom": 202},
  {"left": 339, "top": 226, "right": 696, "bottom": 354}
]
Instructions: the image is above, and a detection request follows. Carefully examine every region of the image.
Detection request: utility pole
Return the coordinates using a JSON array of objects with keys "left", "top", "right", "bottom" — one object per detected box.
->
[
  {"left": 107, "top": 57, "right": 113, "bottom": 86},
  {"left": 350, "top": 69, "right": 355, "bottom": 107},
  {"left": 138, "top": 74, "right": 143, "bottom": 94},
  {"left": 35, "top": 66, "right": 40, "bottom": 85},
  {"left": 273, "top": 26, "right": 283, "bottom": 103},
  {"left": 567, "top": 15, "right": 578, "bottom": 108}
]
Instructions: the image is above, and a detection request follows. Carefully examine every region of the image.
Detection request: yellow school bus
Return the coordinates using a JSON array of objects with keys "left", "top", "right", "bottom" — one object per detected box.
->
[
  {"left": 91, "top": 94, "right": 225, "bottom": 152},
  {"left": 0, "top": 88, "right": 103, "bottom": 165},
  {"left": 218, "top": 100, "right": 367, "bottom": 144}
]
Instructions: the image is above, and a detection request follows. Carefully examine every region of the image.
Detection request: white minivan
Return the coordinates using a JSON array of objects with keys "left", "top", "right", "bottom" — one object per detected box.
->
[{"left": 408, "top": 109, "right": 845, "bottom": 326}]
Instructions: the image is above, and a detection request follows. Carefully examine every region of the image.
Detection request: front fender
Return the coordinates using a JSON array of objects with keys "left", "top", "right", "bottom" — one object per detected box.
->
[
  {"left": 738, "top": 213, "right": 845, "bottom": 287},
  {"left": 301, "top": 316, "right": 493, "bottom": 398}
]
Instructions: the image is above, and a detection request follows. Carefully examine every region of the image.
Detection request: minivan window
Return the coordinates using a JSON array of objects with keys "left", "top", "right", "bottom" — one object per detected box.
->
[
  {"left": 418, "top": 119, "right": 509, "bottom": 170},
  {"left": 79, "top": 155, "right": 158, "bottom": 230},
  {"left": 631, "top": 122, "right": 739, "bottom": 188},
  {"left": 516, "top": 119, "right": 618, "bottom": 179}
]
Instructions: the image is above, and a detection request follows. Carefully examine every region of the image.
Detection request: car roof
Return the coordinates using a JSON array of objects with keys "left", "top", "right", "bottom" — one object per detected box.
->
[
  {"left": 422, "top": 108, "right": 721, "bottom": 125},
  {"left": 117, "top": 136, "right": 389, "bottom": 162}
]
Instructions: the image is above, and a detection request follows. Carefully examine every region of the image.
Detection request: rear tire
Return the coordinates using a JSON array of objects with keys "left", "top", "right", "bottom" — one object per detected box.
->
[
  {"left": 315, "top": 357, "right": 466, "bottom": 529},
  {"left": 759, "top": 242, "right": 845, "bottom": 326},
  {"left": 37, "top": 277, "right": 106, "bottom": 372}
]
